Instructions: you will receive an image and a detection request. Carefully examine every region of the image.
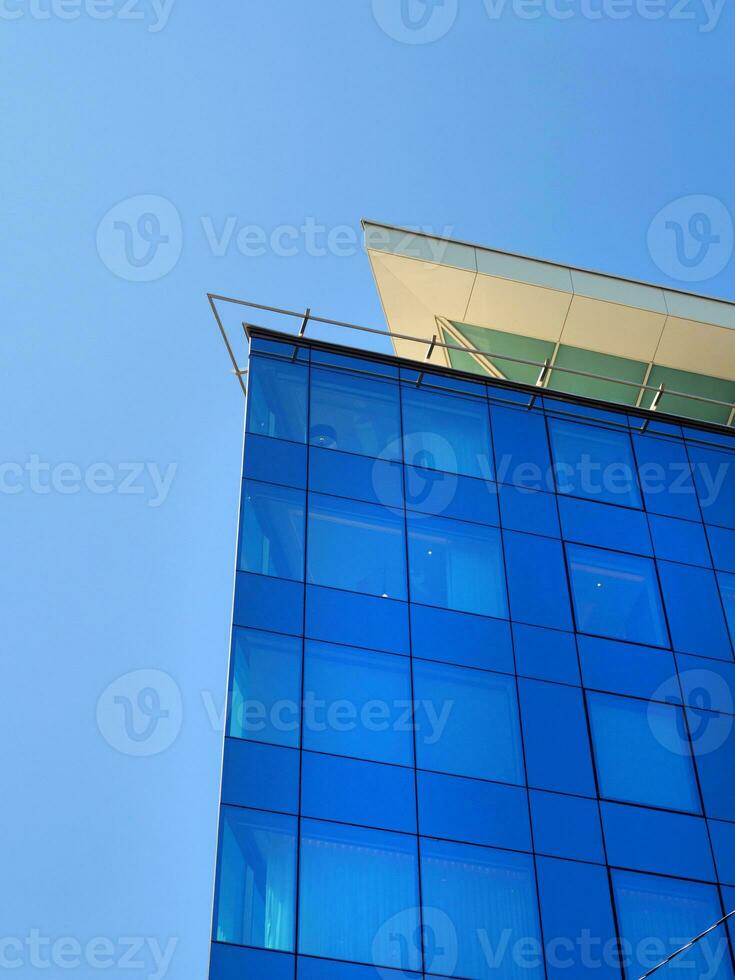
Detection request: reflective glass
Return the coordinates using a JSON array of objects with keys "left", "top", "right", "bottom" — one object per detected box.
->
[
  {"left": 222, "top": 739, "right": 299, "bottom": 814},
  {"left": 247, "top": 354, "right": 308, "bottom": 443},
  {"left": 633, "top": 431, "right": 700, "bottom": 521},
  {"left": 214, "top": 806, "right": 297, "bottom": 951},
  {"left": 512, "top": 623, "right": 580, "bottom": 686},
  {"left": 233, "top": 572, "right": 304, "bottom": 637},
  {"left": 504, "top": 530, "right": 573, "bottom": 631},
  {"left": 720, "top": 572, "right": 735, "bottom": 643},
  {"left": 310, "top": 367, "right": 401, "bottom": 460},
  {"left": 710, "top": 820, "right": 735, "bottom": 885},
  {"left": 238, "top": 481, "right": 306, "bottom": 581},
  {"left": 499, "top": 483, "right": 559, "bottom": 537},
  {"left": 559, "top": 495, "right": 651, "bottom": 554},
  {"left": 307, "top": 493, "right": 407, "bottom": 599},
  {"left": 491, "top": 404, "right": 552, "bottom": 492},
  {"left": 659, "top": 561, "right": 732, "bottom": 660},
  {"left": 410, "top": 603, "right": 514, "bottom": 673},
  {"left": 298, "top": 820, "right": 421, "bottom": 971},
  {"left": 648, "top": 513, "right": 710, "bottom": 567},
  {"left": 578, "top": 635, "right": 677, "bottom": 702},
  {"left": 229, "top": 628, "right": 302, "bottom": 747},
  {"left": 210, "top": 943, "right": 293, "bottom": 980},
  {"left": 687, "top": 706, "right": 735, "bottom": 821},
  {"left": 587, "top": 691, "right": 700, "bottom": 812},
  {"left": 405, "top": 465, "right": 499, "bottom": 526},
  {"left": 407, "top": 513, "right": 507, "bottom": 618},
  {"left": 567, "top": 543, "right": 669, "bottom": 647},
  {"left": 401, "top": 385, "right": 493, "bottom": 479},
  {"left": 244, "top": 434, "right": 307, "bottom": 490},
  {"left": 529, "top": 789, "right": 604, "bottom": 863},
  {"left": 309, "top": 447, "right": 403, "bottom": 508},
  {"left": 689, "top": 444, "right": 735, "bottom": 529},
  {"left": 305, "top": 584, "right": 409, "bottom": 656},
  {"left": 548, "top": 417, "right": 641, "bottom": 508},
  {"left": 709, "top": 526, "right": 735, "bottom": 574}
]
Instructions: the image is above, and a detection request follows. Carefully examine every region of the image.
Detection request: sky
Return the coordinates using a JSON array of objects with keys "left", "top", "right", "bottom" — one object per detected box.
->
[{"left": 1, "top": 2, "right": 735, "bottom": 978}]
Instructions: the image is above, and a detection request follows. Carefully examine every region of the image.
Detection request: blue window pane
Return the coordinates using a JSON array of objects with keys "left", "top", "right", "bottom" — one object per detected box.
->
[
  {"left": 233, "top": 572, "right": 304, "bottom": 636},
  {"left": 214, "top": 807, "right": 297, "bottom": 952},
  {"left": 529, "top": 789, "right": 604, "bottom": 863},
  {"left": 244, "top": 434, "right": 307, "bottom": 489},
  {"left": 601, "top": 801, "right": 715, "bottom": 880},
  {"left": 659, "top": 561, "right": 732, "bottom": 660},
  {"left": 567, "top": 543, "right": 669, "bottom": 647},
  {"left": 709, "top": 526, "right": 735, "bottom": 574},
  {"left": 298, "top": 820, "right": 421, "bottom": 971},
  {"left": 710, "top": 820, "right": 735, "bottom": 886},
  {"left": 513, "top": 623, "right": 580, "bottom": 685},
  {"left": 309, "top": 367, "right": 401, "bottom": 460},
  {"left": 649, "top": 513, "right": 711, "bottom": 567},
  {"left": 536, "top": 857, "right": 619, "bottom": 980},
  {"left": 229, "top": 628, "right": 301, "bottom": 747},
  {"left": 418, "top": 771, "right": 531, "bottom": 851},
  {"left": 302, "top": 641, "right": 413, "bottom": 766},
  {"left": 401, "top": 385, "right": 493, "bottom": 479},
  {"left": 689, "top": 444, "right": 735, "bottom": 529},
  {"left": 410, "top": 604, "right": 514, "bottom": 673},
  {"left": 677, "top": 654, "right": 735, "bottom": 715},
  {"left": 247, "top": 354, "right": 308, "bottom": 443},
  {"left": 210, "top": 942, "right": 294, "bottom": 980},
  {"left": 632, "top": 431, "right": 700, "bottom": 521},
  {"left": 549, "top": 417, "right": 641, "bottom": 508},
  {"left": 298, "top": 957, "right": 421, "bottom": 980},
  {"left": 519, "top": 678, "right": 595, "bottom": 796},
  {"left": 504, "top": 531, "right": 573, "bottom": 631},
  {"left": 407, "top": 513, "right": 507, "bottom": 618},
  {"left": 491, "top": 405, "right": 552, "bottom": 492},
  {"left": 222, "top": 739, "right": 300, "bottom": 814},
  {"left": 309, "top": 447, "right": 403, "bottom": 508},
  {"left": 559, "top": 496, "right": 651, "bottom": 554},
  {"left": 308, "top": 493, "right": 407, "bottom": 600},
  {"left": 687, "top": 706, "right": 735, "bottom": 821},
  {"left": 305, "top": 584, "right": 409, "bottom": 656},
  {"left": 578, "top": 635, "right": 678, "bottom": 702},
  {"left": 587, "top": 692, "right": 700, "bottom": 813},
  {"left": 720, "top": 572, "right": 735, "bottom": 645},
  {"left": 413, "top": 660, "right": 524, "bottom": 784},
  {"left": 499, "top": 484, "right": 559, "bottom": 537},
  {"left": 405, "top": 465, "right": 499, "bottom": 526},
  {"left": 420, "top": 839, "right": 544, "bottom": 980},
  {"left": 301, "top": 753, "right": 416, "bottom": 833},
  {"left": 613, "top": 870, "right": 733, "bottom": 980},
  {"left": 239, "top": 481, "right": 306, "bottom": 581},
  {"left": 312, "top": 348, "right": 398, "bottom": 378}
]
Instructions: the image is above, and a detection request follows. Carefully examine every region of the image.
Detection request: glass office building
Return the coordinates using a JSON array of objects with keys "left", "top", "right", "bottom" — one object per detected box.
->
[{"left": 209, "top": 227, "right": 735, "bottom": 980}]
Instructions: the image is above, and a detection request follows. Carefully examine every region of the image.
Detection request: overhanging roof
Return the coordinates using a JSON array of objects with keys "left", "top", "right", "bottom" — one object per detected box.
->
[{"left": 364, "top": 220, "right": 735, "bottom": 427}]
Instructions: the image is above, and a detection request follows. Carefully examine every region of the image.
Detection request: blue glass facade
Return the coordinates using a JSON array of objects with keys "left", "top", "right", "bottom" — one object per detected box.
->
[{"left": 211, "top": 332, "right": 735, "bottom": 980}]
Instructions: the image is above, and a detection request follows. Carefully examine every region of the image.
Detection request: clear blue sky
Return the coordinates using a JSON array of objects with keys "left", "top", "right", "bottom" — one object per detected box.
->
[{"left": 2, "top": 3, "right": 734, "bottom": 977}]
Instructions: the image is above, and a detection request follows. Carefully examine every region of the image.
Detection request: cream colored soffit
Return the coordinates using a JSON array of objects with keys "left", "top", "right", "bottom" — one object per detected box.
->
[{"left": 364, "top": 221, "right": 735, "bottom": 392}]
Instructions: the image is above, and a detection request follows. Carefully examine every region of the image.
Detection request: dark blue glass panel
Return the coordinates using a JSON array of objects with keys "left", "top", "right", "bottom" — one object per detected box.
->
[
  {"left": 499, "top": 483, "right": 559, "bottom": 537},
  {"left": 613, "top": 870, "right": 733, "bottom": 980},
  {"left": 420, "top": 838, "right": 544, "bottom": 980},
  {"left": 221, "top": 738, "right": 299, "bottom": 814},
  {"left": 311, "top": 349, "right": 398, "bottom": 378},
  {"left": 239, "top": 481, "right": 306, "bottom": 581},
  {"left": 548, "top": 417, "right": 641, "bottom": 508},
  {"left": 536, "top": 856, "right": 620, "bottom": 980},
  {"left": 413, "top": 660, "right": 524, "bottom": 784},
  {"left": 250, "top": 338, "right": 308, "bottom": 361},
  {"left": 710, "top": 819, "right": 735, "bottom": 885},
  {"left": 229, "top": 628, "right": 301, "bottom": 747},
  {"left": 659, "top": 561, "right": 733, "bottom": 660},
  {"left": 518, "top": 678, "right": 595, "bottom": 796},
  {"left": 632, "top": 431, "right": 700, "bottom": 521},
  {"left": 308, "top": 493, "right": 407, "bottom": 600},
  {"left": 401, "top": 385, "right": 493, "bottom": 479},
  {"left": 301, "top": 752, "right": 416, "bottom": 834},
  {"left": 491, "top": 404, "right": 553, "bottom": 492},
  {"left": 601, "top": 801, "right": 715, "bottom": 880},
  {"left": 244, "top": 434, "right": 307, "bottom": 489},
  {"left": 298, "top": 957, "right": 421, "bottom": 980},
  {"left": 649, "top": 513, "right": 711, "bottom": 567},
  {"left": 209, "top": 942, "right": 294, "bottom": 980},
  {"left": 504, "top": 531, "right": 573, "bottom": 631},
  {"left": 721, "top": 573, "right": 735, "bottom": 645},
  {"left": 687, "top": 706, "right": 735, "bottom": 821},
  {"left": 709, "top": 526, "right": 735, "bottom": 574},
  {"left": 309, "top": 367, "right": 401, "bottom": 460},
  {"left": 214, "top": 807, "right": 297, "bottom": 951},
  {"left": 558, "top": 496, "right": 651, "bottom": 555},
  {"left": 587, "top": 692, "right": 700, "bottom": 813},
  {"left": 676, "top": 654, "right": 735, "bottom": 715},
  {"left": 512, "top": 623, "right": 580, "bottom": 686},
  {"left": 233, "top": 572, "right": 304, "bottom": 636},
  {"left": 309, "top": 447, "right": 403, "bottom": 509},
  {"left": 418, "top": 770, "right": 530, "bottom": 850},
  {"left": 305, "top": 585, "right": 409, "bottom": 656},
  {"left": 410, "top": 604, "right": 514, "bottom": 673},
  {"left": 405, "top": 465, "right": 499, "bottom": 526},
  {"left": 407, "top": 513, "right": 507, "bottom": 618},
  {"left": 529, "top": 789, "right": 604, "bottom": 863},
  {"left": 567, "top": 543, "right": 669, "bottom": 647},
  {"left": 247, "top": 354, "right": 308, "bottom": 444},
  {"left": 298, "top": 820, "right": 421, "bottom": 971},
  {"left": 302, "top": 641, "right": 413, "bottom": 766},
  {"left": 688, "top": 444, "right": 735, "bottom": 529},
  {"left": 578, "top": 635, "right": 678, "bottom": 702}
]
